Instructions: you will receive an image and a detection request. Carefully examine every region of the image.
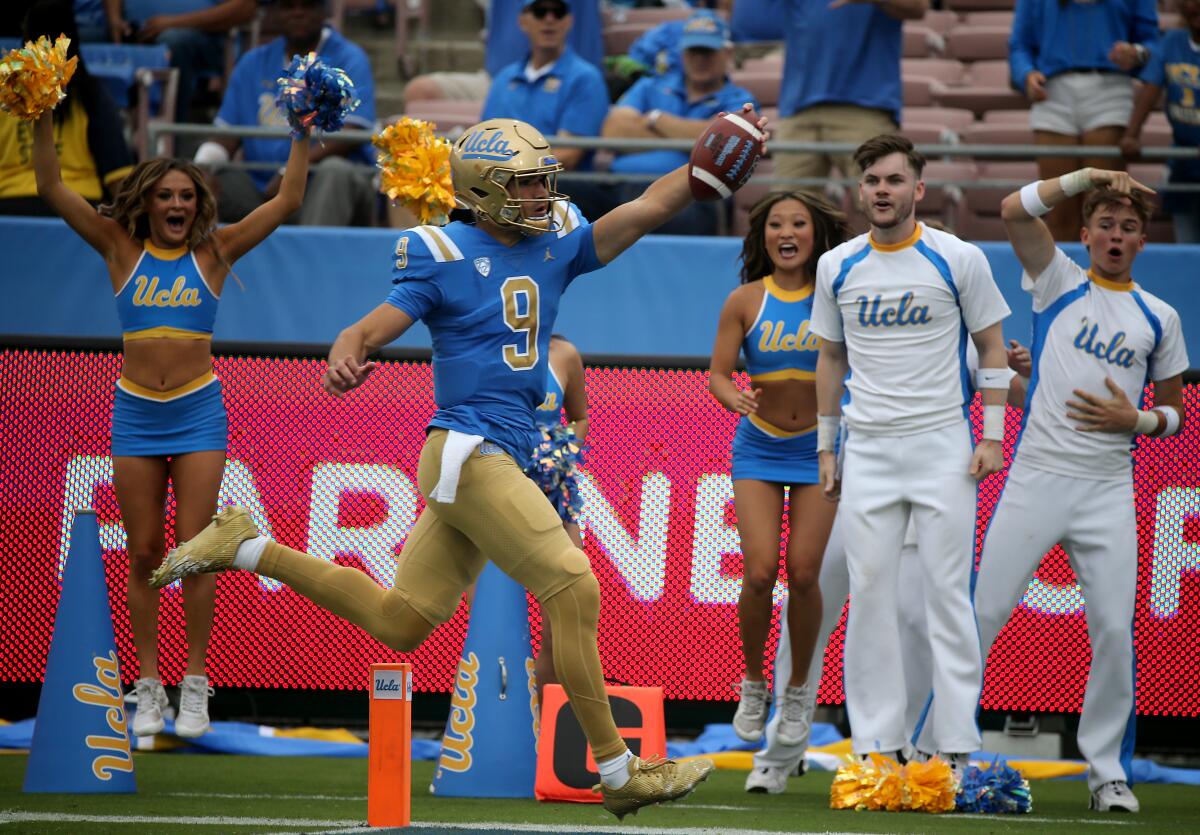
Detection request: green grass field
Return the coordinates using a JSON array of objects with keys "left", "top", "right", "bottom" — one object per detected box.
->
[{"left": 3, "top": 754, "right": 1200, "bottom": 834}]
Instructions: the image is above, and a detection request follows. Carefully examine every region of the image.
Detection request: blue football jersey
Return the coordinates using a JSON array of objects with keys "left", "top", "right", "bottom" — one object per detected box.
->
[{"left": 386, "top": 202, "right": 601, "bottom": 459}]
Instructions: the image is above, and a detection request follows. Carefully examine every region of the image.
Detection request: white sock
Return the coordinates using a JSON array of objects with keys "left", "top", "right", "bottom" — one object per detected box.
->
[
  {"left": 598, "top": 749, "right": 634, "bottom": 789},
  {"left": 233, "top": 536, "right": 269, "bottom": 572}
]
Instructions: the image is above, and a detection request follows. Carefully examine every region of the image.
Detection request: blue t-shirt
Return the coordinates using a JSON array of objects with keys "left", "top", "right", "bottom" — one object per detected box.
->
[
  {"left": 611, "top": 75, "right": 757, "bottom": 174},
  {"left": 125, "top": 0, "right": 217, "bottom": 22},
  {"left": 485, "top": 0, "right": 604, "bottom": 77},
  {"left": 778, "top": 0, "right": 902, "bottom": 121},
  {"left": 1143, "top": 30, "right": 1200, "bottom": 185},
  {"left": 384, "top": 203, "right": 602, "bottom": 459},
  {"left": 1009, "top": 0, "right": 1158, "bottom": 88},
  {"left": 216, "top": 27, "right": 376, "bottom": 189},
  {"left": 481, "top": 48, "right": 609, "bottom": 168},
  {"left": 730, "top": 0, "right": 786, "bottom": 43}
]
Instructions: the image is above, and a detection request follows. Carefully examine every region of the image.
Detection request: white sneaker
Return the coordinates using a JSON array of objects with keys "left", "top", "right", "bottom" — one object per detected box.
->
[
  {"left": 939, "top": 752, "right": 971, "bottom": 785},
  {"left": 131, "top": 678, "right": 169, "bottom": 737},
  {"left": 175, "top": 675, "right": 213, "bottom": 738},
  {"left": 1090, "top": 781, "right": 1140, "bottom": 813},
  {"left": 775, "top": 683, "right": 815, "bottom": 747},
  {"left": 732, "top": 678, "right": 769, "bottom": 742},
  {"left": 744, "top": 764, "right": 789, "bottom": 794}
]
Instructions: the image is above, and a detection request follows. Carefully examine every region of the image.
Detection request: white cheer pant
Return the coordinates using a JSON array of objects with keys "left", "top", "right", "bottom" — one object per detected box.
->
[
  {"left": 974, "top": 461, "right": 1138, "bottom": 790},
  {"left": 754, "top": 515, "right": 933, "bottom": 771},
  {"left": 841, "top": 421, "right": 982, "bottom": 755}
]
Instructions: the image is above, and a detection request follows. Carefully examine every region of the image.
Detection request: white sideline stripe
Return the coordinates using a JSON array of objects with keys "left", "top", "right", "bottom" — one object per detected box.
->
[
  {"left": 690, "top": 167, "right": 732, "bottom": 199},
  {"left": 723, "top": 111, "right": 763, "bottom": 142},
  {"left": 166, "top": 791, "right": 367, "bottom": 801},
  {"left": 0, "top": 811, "right": 1135, "bottom": 834}
]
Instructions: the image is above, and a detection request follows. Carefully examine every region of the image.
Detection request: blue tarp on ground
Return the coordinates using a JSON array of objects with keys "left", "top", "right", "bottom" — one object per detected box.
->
[{"left": 4, "top": 717, "right": 1199, "bottom": 785}]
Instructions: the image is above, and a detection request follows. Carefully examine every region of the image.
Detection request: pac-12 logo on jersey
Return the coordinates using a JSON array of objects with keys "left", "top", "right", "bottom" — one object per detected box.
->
[
  {"left": 1074, "top": 318, "right": 1137, "bottom": 368},
  {"left": 474, "top": 257, "right": 492, "bottom": 277},
  {"left": 459, "top": 131, "right": 518, "bottom": 161},
  {"left": 856, "top": 291, "right": 931, "bottom": 327}
]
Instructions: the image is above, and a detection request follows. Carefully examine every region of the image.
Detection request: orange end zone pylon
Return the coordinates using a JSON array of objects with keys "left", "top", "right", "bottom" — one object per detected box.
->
[{"left": 368, "top": 663, "right": 412, "bottom": 828}]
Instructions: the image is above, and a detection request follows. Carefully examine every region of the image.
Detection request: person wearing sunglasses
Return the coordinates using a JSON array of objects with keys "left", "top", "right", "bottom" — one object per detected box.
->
[{"left": 480, "top": 0, "right": 610, "bottom": 172}]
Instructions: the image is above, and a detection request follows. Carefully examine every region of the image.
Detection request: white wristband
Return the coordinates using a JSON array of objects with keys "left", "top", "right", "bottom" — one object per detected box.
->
[
  {"left": 1133, "top": 409, "right": 1159, "bottom": 435},
  {"left": 1019, "top": 182, "right": 1051, "bottom": 217},
  {"left": 1059, "top": 169, "right": 1093, "bottom": 197},
  {"left": 817, "top": 415, "right": 839, "bottom": 452},
  {"left": 194, "top": 140, "right": 230, "bottom": 166},
  {"left": 976, "top": 367, "right": 1015, "bottom": 390},
  {"left": 1154, "top": 406, "right": 1181, "bottom": 436},
  {"left": 982, "top": 404, "right": 1005, "bottom": 442}
]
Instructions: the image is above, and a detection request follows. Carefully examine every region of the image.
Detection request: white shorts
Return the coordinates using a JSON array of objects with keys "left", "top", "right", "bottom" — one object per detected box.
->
[{"left": 1031, "top": 71, "right": 1133, "bottom": 135}]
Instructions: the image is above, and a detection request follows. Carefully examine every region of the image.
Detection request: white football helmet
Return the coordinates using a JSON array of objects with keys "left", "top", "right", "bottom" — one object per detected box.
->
[{"left": 451, "top": 119, "right": 567, "bottom": 234}]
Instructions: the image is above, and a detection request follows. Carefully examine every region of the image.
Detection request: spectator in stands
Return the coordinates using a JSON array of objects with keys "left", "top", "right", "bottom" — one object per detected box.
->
[
  {"left": 106, "top": 0, "right": 256, "bottom": 122},
  {"left": 773, "top": 0, "right": 926, "bottom": 197},
  {"left": 594, "top": 13, "right": 756, "bottom": 235},
  {"left": 75, "top": 0, "right": 110, "bottom": 40},
  {"left": 0, "top": 0, "right": 134, "bottom": 216},
  {"left": 480, "top": 0, "right": 609, "bottom": 171},
  {"left": 194, "top": 0, "right": 377, "bottom": 226},
  {"left": 1121, "top": 0, "right": 1200, "bottom": 243},
  {"left": 1010, "top": 0, "right": 1158, "bottom": 241},
  {"left": 402, "top": 0, "right": 602, "bottom": 103},
  {"left": 625, "top": 9, "right": 726, "bottom": 81}
]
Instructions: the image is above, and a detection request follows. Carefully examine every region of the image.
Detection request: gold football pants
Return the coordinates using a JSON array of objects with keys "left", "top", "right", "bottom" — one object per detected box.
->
[{"left": 258, "top": 428, "right": 626, "bottom": 761}]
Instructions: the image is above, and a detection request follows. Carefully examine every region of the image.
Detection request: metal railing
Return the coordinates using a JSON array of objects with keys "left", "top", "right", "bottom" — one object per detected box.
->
[{"left": 148, "top": 122, "right": 1200, "bottom": 192}]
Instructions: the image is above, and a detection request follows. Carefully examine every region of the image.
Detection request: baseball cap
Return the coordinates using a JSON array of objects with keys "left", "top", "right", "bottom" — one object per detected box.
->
[
  {"left": 679, "top": 12, "right": 731, "bottom": 51},
  {"left": 522, "top": 0, "right": 570, "bottom": 11}
]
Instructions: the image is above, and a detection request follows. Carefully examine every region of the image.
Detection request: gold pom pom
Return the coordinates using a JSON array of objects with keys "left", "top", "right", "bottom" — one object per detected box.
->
[
  {"left": 0, "top": 35, "right": 78, "bottom": 121},
  {"left": 830, "top": 753, "right": 957, "bottom": 814},
  {"left": 373, "top": 117, "right": 456, "bottom": 227}
]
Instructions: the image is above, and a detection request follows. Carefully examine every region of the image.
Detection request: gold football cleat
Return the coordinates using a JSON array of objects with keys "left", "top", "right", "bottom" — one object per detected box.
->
[
  {"left": 594, "top": 755, "right": 715, "bottom": 821},
  {"left": 149, "top": 506, "right": 259, "bottom": 589}
]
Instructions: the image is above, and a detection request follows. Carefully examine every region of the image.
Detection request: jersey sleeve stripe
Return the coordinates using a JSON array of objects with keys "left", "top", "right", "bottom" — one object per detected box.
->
[
  {"left": 1129, "top": 291, "right": 1164, "bottom": 354},
  {"left": 408, "top": 226, "right": 451, "bottom": 262},
  {"left": 914, "top": 241, "right": 959, "bottom": 304},
  {"left": 831, "top": 244, "right": 871, "bottom": 299}
]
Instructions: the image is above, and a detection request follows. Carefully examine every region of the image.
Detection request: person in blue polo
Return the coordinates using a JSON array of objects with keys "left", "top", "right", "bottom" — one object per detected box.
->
[
  {"left": 600, "top": 13, "right": 757, "bottom": 235},
  {"left": 480, "top": 0, "right": 609, "bottom": 171}
]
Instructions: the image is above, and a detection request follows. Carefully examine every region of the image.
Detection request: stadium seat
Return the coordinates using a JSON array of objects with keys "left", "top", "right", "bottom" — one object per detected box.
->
[
  {"left": 903, "top": 57, "right": 968, "bottom": 84},
  {"left": 606, "top": 6, "right": 695, "bottom": 26},
  {"left": 903, "top": 106, "right": 976, "bottom": 132},
  {"left": 603, "top": 23, "right": 654, "bottom": 57},
  {"left": 960, "top": 121, "right": 1036, "bottom": 154},
  {"left": 902, "top": 123, "right": 959, "bottom": 145},
  {"left": 942, "top": 25, "right": 1012, "bottom": 62},
  {"left": 740, "top": 55, "right": 784, "bottom": 73},
  {"left": 1141, "top": 112, "right": 1174, "bottom": 147},
  {"left": 961, "top": 10, "right": 1015, "bottom": 27},
  {"left": 903, "top": 24, "right": 943, "bottom": 58},
  {"left": 921, "top": 10, "right": 962, "bottom": 34},
  {"left": 904, "top": 76, "right": 935, "bottom": 107},
  {"left": 932, "top": 60, "right": 1027, "bottom": 117},
  {"left": 921, "top": 160, "right": 977, "bottom": 230},
  {"left": 395, "top": 100, "right": 482, "bottom": 136},
  {"left": 981, "top": 109, "right": 1031, "bottom": 124},
  {"left": 731, "top": 70, "right": 781, "bottom": 108},
  {"left": 958, "top": 160, "right": 1029, "bottom": 240}
]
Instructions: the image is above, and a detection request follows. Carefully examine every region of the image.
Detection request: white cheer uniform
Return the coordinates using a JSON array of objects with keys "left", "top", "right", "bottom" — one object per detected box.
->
[
  {"left": 973, "top": 250, "right": 1187, "bottom": 790},
  {"left": 755, "top": 517, "right": 931, "bottom": 772},
  {"left": 811, "top": 223, "right": 1010, "bottom": 755}
]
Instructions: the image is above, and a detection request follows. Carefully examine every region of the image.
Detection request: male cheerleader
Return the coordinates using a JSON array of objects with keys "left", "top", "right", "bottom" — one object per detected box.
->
[
  {"left": 975, "top": 169, "right": 1187, "bottom": 812},
  {"left": 150, "top": 115, "right": 764, "bottom": 820},
  {"left": 749, "top": 342, "right": 1032, "bottom": 793},
  {"left": 810, "top": 134, "right": 1011, "bottom": 776}
]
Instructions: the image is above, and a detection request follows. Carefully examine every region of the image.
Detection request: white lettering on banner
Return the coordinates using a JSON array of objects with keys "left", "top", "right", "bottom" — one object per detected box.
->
[
  {"left": 1150, "top": 486, "right": 1200, "bottom": 618},
  {"left": 217, "top": 459, "right": 278, "bottom": 591},
  {"left": 57, "top": 456, "right": 280, "bottom": 591},
  {"left": 57, "top": 456, "right": 121, "bottom": 580},
  {"left": 1019, "top": 578, "right": 1085, "bottom": 616},
  {"left": 689, "top": 474, "right": 786, "bottom": 606},
  {"left": 305, "top": 464, "right": 419, "bottom": 586},
  {"left": 576, "top": 470, "right": 669, "bottom": 602}
]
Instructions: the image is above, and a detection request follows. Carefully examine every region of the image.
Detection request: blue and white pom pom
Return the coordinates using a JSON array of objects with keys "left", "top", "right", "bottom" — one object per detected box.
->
[
  {"left": 955, "top": 757, "right": 1033, "bottom": 814},
  {"left": 276, "top": 52, "right": 360, "bottom": 137},
  {"left": 525, "top": 424, "right": 585, "bottom": 523}
]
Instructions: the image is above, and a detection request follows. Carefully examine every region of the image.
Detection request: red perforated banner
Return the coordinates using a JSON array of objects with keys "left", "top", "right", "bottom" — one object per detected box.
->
[{"left": 1, "top": 348, "right": 1198, "bottom": 715}]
